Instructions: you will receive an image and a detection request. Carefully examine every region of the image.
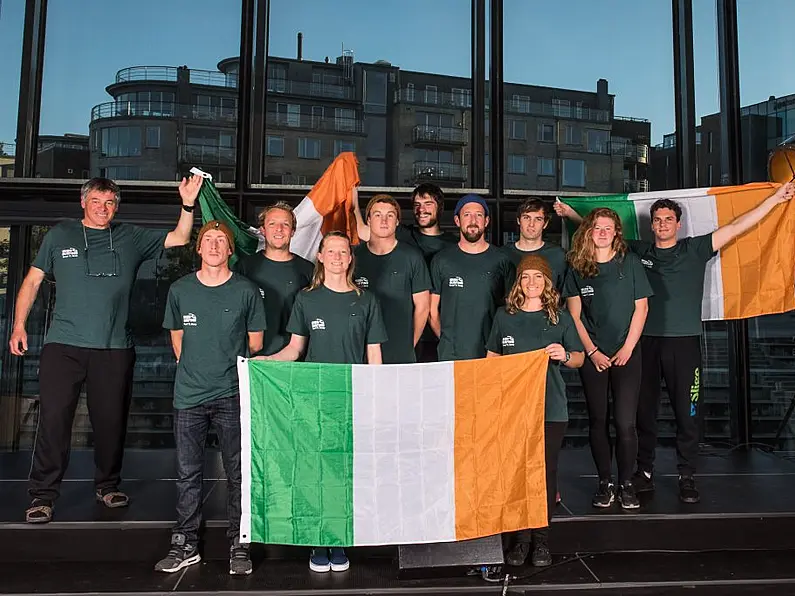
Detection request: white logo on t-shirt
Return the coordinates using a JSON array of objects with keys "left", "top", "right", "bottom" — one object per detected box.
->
[
  {"left": 61, "top": 248, "right": 79, "bottom": 259},
  {"left": 183, "top": 313, "right": 197, "bottom": 326},
  {"left": 448, "top": 276, "right": 464, "bottom": 288},
  {"left": 259, "top": 288, "right": 265, "bottom": 298},
  {"left": 502, "top": 336, "right": 515, "bottom": 347},
  {"left": 581, "top": 285, "right": 595, "bottom": 297},
  {"left": 641, "top": 258, "right": 654, "bottom": 269},
  {"left": 311, "top": 318, "right": 326, "bottom": 331},
  {"left": 354, "top": 276, "right": 369, "bottom": 288}
]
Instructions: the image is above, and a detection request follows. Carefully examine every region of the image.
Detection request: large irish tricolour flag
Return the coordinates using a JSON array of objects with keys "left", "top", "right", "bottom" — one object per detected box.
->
[
  {"left": 562, "top": 183, "right": 795, "bottom": 321},
  {"left": 237, "top": 351, "right": 549, "bottom": 547}
]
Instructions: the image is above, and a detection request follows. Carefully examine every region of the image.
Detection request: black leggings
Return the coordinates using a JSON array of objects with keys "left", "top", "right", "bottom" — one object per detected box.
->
[{"left": 579, "top": 345, "right": 642, "bottom": 484}]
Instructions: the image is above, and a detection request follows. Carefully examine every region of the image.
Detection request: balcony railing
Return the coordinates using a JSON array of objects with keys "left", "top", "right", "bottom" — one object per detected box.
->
[
  {"left": 91, "top": 101, "right": 238, "bottom": 122},
  {"left": 266, "top": 112, "right": 365, "bottom": 134},
  {"left": 624, "top": 179, "right": 650, "bottom": 193},
  {"left": 505, "top": 99, "right": 611, "bottom": 123},
  {"left": 267, "top": 79, "right": 355, "bottom": 100},
  {"left": 611, "top": 141, "right": 649, "bottom": 164},
  {"left": 114, "top": 66, "right": 237, "bottom": 88},
  {"left": 413, "top": 161, "right": 468, "bottom": 182},
  {"left": 179, "top": 143, "right": 236, "bottom": 166},
  {"left": 394, "top": 88, "right": 472, "bottom": 109},
  {"left": 412, "top": 125, "right": 468, "bottom": 145}
]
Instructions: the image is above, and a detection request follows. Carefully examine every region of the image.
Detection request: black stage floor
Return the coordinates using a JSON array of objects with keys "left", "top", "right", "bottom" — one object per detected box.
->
[{"left": 2, "top": 446, "right": 795, "bottom": 595}]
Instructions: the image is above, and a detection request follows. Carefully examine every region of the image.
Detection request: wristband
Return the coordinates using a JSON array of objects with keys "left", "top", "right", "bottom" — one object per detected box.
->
[
  {"left": 182, "top": 204, "right": 195, "bottom": 213},
  {"left": 587, "top": 347, "right": 599, "bottom": 358}
]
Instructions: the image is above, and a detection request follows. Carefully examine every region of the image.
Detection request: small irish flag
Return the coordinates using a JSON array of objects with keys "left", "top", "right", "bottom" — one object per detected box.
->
[
  {"left": 237, "top": 351, "right": 549, "bottom": 547},
  {"left": 561, "top": 183, "right": 795, "bottom": 321}
]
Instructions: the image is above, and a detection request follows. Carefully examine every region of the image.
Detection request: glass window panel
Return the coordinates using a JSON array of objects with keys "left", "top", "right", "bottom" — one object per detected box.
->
[{"left": 0, "top": 5, "right": 23, "bottom": 174}]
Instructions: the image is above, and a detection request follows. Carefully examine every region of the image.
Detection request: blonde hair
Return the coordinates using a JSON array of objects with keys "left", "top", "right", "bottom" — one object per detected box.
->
[
  {"left": 306, "top": 231, "right": 361, "bottom": 295},
  {"left": 505, "top": 269, "right": 560, "bottom": 325},
  {"left": 567, "top": 207, "right": 627, "bottom": 278},
  {"left": 257, "top": 201, "right": 297, "bottom": 230}
]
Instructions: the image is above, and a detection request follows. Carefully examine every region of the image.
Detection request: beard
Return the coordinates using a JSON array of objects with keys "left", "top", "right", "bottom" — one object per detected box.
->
[
  {"left": 462, "top": 226, "right": 484, "bottom": 243},
  {"left": 416, "top": 215, "right": 438, "bottom": 229}
]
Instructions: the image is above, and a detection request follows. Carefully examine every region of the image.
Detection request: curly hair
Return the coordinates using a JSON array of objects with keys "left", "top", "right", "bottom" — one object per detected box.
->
[
  {"left": 306, "top": 231, "right": 361, "bottom": 295},
  {"left": 567, "top": 207, "right": 627, "bottom": 278},
  {"left": 505, "top": 269, "right": 560, "bottom": 325}
]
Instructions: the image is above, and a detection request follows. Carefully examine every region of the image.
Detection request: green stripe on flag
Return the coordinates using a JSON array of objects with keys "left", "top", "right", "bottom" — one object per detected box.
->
[
  {"left": 247, "top": 360, "right": 354, "bottom": 546},
  {"left": 196, "top": 177, "right": 261, "bottom": 264},
  {"left": 562, "top": 194, "right": 641, "bottom": 241}
]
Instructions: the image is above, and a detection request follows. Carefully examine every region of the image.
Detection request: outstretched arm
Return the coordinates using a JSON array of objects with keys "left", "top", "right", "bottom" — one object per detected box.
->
[
  {"left": 164, "top": 176, "right": 203, "bottom": 248},
  {"left": 712, "top": 181, "right": 795, "bottom": 251},
  {"left": 352, "top": 186, "right": 370, "bottom": 242},
  {"left": 554, "top": 198, "right": 583, "bottom": 225}
]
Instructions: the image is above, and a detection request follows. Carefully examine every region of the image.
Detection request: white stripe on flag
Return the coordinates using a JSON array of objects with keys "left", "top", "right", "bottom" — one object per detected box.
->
[
  {"left": 351, "top": 362, "right": 457, "bottom": 545},
  {"left": 291, "top": 197, "right": 324, "bottom": 262},
  {"left": 237, "top": 357, "right": 253, "bottom": 544}
]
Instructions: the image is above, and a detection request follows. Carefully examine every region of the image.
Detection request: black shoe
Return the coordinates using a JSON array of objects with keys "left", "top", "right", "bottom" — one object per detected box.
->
[
  {"left": 505, "top": 541, "right": 530, "bottom": 567},
  {"left": 619, "top": 481, "right": 640, "bottom": 510},
  {"left": 679, "top": 475, "right": 700, "bottom": 504},
  {"left": 155, "top": 533, "right": 201, "bottom": 573},
  {"left": 531, "top": 529, "right": 552, "bottom": 567},
  {"left": 229, "top": 539, "right": 252, "bottom": 576},
  {"left": 631, "top": 469, "right": 655, "bottom": 493},
  {"left": 591, "top": 479, "right": 615, "bottom": 508}
]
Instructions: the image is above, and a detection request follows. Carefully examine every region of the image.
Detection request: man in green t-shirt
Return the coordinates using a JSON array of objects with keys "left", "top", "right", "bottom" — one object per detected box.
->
[
  {"left": 236, "top": 202, "right": 314, "bottom": 355},
  {"left": 556, "top": 181, "right": 795, "bottom": 504},
  {"left": 354, "top": 194, "right": 431, "bottom": 364},
  {"left": 503, "top": 198, "right": 567, "bottom": 293},
  {"left": 156, "top": 220, "right": 266, "bottom": 576},
  {"left": 9, "top": 176, "right": 200, "bottom": 524},
  {"left": 429, "top": 195, "right": 515, "bottom": 361},
  {"left": 353, "top": 183, "right": 457, "bottom": 362}
]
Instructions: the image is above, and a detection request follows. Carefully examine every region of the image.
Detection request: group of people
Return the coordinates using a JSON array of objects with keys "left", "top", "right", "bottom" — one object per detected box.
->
[{"left": 10, "top": 175, "right": 794, "bottom": 577}]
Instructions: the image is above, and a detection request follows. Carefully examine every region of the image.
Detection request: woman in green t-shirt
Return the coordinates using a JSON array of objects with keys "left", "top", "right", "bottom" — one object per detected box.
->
[
  {"left": 486, "top": 254, "right": 584, "bottom": 568},
  {"left": 261, "top": 231, "right": 388, "bottom": 574},
  {"left": 563, "top": 208, "right": 652, "bottom": 512}
]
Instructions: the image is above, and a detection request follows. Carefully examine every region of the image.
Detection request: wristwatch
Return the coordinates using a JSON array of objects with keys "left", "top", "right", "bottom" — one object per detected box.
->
[
  {"left": 182, "top": 204, "right": 195, "bottom": 213},
  {"left": 564, "top": 351, "right": 571, "bottom": 363}
]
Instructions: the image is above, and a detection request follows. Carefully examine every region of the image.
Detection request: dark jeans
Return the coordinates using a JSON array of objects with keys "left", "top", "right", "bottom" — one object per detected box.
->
[
  {"left": 415, "top": 337, "right": 439, "bottom": 363},
  {"left": 173, "top": 395, "right": 242, "bottom": 545},
  {"left": 580, "top": 345, "right": 642, "bottom": 484},
  {"left": 637, "top": 335, "right": 702, "bottom": 476},
  {"left": 515, "top": 421, "right": 567, "bottom": 542},
  {"left": 28, "top": 343, "right": 135, "bottom": 502}
]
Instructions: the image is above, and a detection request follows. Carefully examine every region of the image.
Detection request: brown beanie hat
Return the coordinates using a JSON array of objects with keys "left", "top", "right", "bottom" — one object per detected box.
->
[
  {"left": 516, "top": 254, "right": 552, "bottom": 282},
  {"left": 197, "top": 220, "right": 235, "bottom": 254}
]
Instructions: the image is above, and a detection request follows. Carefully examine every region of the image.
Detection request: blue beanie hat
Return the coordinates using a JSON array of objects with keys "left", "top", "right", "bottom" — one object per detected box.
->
[{"left": 454, "top": 194, "right": 489, "bottom": 217}]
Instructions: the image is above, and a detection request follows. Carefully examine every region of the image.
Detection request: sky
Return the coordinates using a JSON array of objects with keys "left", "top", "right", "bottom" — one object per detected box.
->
[{"left": 0, "top": 0, "right": 792, "bottom": 150}]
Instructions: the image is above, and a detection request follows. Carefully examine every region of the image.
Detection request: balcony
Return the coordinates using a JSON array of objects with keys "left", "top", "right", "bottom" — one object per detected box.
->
[
  {"left": 394, "top": 88, "right": 472, "bottom": 109},
  {"left": 412, "top": 125, "right": 468, "bottom": 146},
  {"left": 504, "top": 99, "right": 610, "bottom": 123},
  {"left": 413, "top": 161, "right": 468, "bottom": 183},
  {"left": 91, "top": 101, "right": 238, "bottom": 123},
  {"left": 267, "top": 79, "right": 355, "bottom": 101},
  {"left": 179, "top": 143, "right": 236, "bottom": 166},
  {"left": 114, "top": 66, "right": 237, "bottom": 88},
  {"left": 266, "top": 112, "right": 365, "bottom": 134},
  {"left": 624, "top": 179, "right": 650, "bottom": 193},
  {"left": 611, "top": 141, "right": 649, "bottom": 164}
]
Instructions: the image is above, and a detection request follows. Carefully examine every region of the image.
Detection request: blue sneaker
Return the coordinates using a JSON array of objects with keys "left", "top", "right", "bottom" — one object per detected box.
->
[
  {"left": 329, "top": 547, "right": 349, "bottom": 572},
  {"left": 309, "top": 548, "right": 331, "bottom": 573}
]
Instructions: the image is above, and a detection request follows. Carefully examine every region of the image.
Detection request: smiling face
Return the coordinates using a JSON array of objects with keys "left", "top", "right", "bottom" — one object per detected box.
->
[
  {"left": 413, "top": 193, "right": 440, "bottom": 229},
  {"left": 455, "top": 202, "right": 488, "bottom": 243},
  {"left": 317, "top": 235, "right": 352, "bottom": 276},
  {"left": 518, "top": 209, "right": 548, "bottom": 242},
  {"left": 591, "top": 216, "right": 617, "bottom": 250},
  {"left": 198, "top": 229, "right": 232, "bottom": 267},
  {"left": 81, "top": 190, "right": 118, "bottom": 228},
  {"left": 651, "top": 207, "right": 681, "bottom": 243},
  {"left": 520, "top": 268, "right": 546, "bottom": 300},
  {"left": 368, "top": 202, "right": 399, "bottom": 240},
  {"left": 261, "top": 207, "right": 294, "bottom": 250}
]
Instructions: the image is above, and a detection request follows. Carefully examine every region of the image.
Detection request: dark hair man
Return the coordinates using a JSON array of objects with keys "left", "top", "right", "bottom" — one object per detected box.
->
[
  {"left": 429, "top": 194, "right": 515, "bottom": 361},
  {"left": 156, "top": 220, "right": 266, "bottom": 575},
  {"left": 353, "top": 194, "right": 431, "bottom": 364},
  {"left": 11, "top": 176, "right": 200, "bottom": 524},
  {"left": 236, "top": 202, "right": 314, "bottom": 356},
  {"left": 555, "top": 181, "right": 795, "bottom": 503}
]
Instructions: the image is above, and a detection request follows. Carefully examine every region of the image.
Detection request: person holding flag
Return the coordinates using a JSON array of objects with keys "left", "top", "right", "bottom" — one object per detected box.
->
[
  {"left": 156, "top": 220, "right": 266, "bottom": 576},
  {"left": 487, "top": 254, "right": 584, "bottom": 568},
  {"left": 353, "top": 194, "right": 431, "bottom": 363},
  {"left": 258, "top": 231, "right": 387, "bottom": 573}
]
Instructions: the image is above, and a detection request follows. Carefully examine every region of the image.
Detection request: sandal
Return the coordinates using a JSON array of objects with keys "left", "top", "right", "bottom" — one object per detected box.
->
[
  {"left": 26, "top": 499, "right": 53, "bottom": 524},
  {"left": 95, "top": 489, "right": 130, "bottom": 509}
]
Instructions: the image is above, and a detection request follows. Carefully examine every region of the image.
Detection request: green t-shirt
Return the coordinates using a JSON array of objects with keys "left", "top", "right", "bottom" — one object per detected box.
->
[
  {"left": 628, "top": 235, "right": 716, "bottom": 337},
  {"left": 396, "top": 224, "right": 459, "bottom": 266},
  {"left": 486, "top": 309, "right": 583, "bottom": 422},
  {"left": 563, "top": 253, "right": 653, "bottom": 357},
  {"left": 430, "top": 244, "right": 516, "bottom": 361},
  {"left": 353, "top": 242, "right": 431, "bottom": 364},
  {"left": 287, "top": 286, "right": 388, "bottom": 364},
  {"left": 33, "top": 220, "right": 167, "bottom": 349},
  {"left": 163, "top": 273, "right": 267, "bottom": 409},
  {"left": 502, "top": 242, "right": 568, "bottom": 293},
  {"left": 236, "top": 252, "right": 314, "bottom": 355}
]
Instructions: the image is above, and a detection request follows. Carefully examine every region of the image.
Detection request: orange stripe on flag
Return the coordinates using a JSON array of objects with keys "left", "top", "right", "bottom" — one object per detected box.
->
[
  {"left": 711, "top": 183, "right": 795, "bottom": 319},
  {"left": 306, "top": 152, "right": 361, "bottom": 244},
  {"left": 453, "top": 351, "right": 548, "bottom": 540}
]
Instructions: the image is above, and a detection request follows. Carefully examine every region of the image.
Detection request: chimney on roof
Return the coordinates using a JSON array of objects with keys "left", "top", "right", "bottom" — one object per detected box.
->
[{"left": 297, "top": 32, "right": 303, "bottom": 61}]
